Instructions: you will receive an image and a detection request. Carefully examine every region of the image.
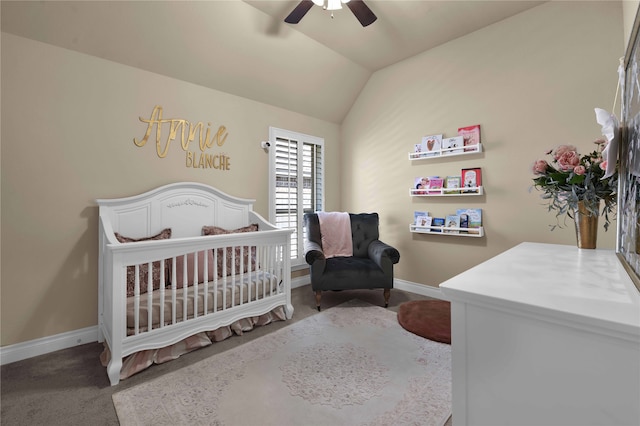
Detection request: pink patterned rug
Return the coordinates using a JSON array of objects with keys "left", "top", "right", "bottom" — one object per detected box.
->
[{"left": 112, "top": 299, "right": 452, "bottom": 426}]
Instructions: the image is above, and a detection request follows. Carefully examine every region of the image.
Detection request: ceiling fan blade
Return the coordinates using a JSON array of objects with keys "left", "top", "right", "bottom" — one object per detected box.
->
[
  {"left": 346, "top": 0, "right": 377, "bottom": 27},
  {"left": 284, "top": 0, "right": 314, "bottom": 24}
]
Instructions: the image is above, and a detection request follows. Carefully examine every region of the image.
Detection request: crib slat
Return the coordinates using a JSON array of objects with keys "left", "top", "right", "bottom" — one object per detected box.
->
[
  {"left": 213, "top": 249, "right": 218, "bottom": 313},
  {"left": 238, "top": 246, "right": 243, "bottom": 306},
  {"left": 222, "top": 247, "right": 227, "bottom": 310},
  {"left": 134, "top": 264, "right": 140, "bottom": 335},
  {"left": 146, "top": 262, "right": 153, "bottom": 331},
  {"left": 182, "top": 254, "right": 188, "bottom": 323},
  {"left": 159, "top": 259, "right": 165, "bottom": 328},
  {"left": 268, "top": 243, "right": 274, "bottom": 296},
  {"left": 193, "top": 252, "right": 198, "bottom": 319},
  {"left": 203, "top": 250, "right": 209, "bottom": 314},
  {"left": 231, "top": 246, "right": 236, "bottom": 308},
  {"left": 247, "top": 246, "right": 253, "bottom": 302},
  {"left": 171, "top": 257, "right": 177, "bottom": 325}
]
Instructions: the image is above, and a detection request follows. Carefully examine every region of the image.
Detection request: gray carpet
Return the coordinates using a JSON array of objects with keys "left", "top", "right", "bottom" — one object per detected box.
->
[{"left": 1, "top": 285, "right": 450, "bottom": 426}]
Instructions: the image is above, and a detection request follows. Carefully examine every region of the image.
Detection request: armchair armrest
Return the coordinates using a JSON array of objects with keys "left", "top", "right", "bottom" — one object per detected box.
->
[
  {"left": 304, "top": 240, "right": 327, "bottom": 277},
  {"left": 304, "top": 240, "right": 326, "bottom": 265},
  {"left": 368, "top": 240, "right": 400, "bottom": 269}
]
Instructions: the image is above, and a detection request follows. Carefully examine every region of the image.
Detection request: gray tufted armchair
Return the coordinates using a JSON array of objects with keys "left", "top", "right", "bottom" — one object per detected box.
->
[{"left": 303, "top": 212, "right": 400, "bottom": 311}]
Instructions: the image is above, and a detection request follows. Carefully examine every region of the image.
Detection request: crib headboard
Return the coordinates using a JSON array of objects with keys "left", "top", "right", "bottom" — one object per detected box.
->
[{"left": 97, "top": 182, "right": 260, "bottom": 241}]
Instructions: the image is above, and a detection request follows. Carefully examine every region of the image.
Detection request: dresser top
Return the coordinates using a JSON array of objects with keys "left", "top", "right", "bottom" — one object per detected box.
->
[{"left": 440, "top": 242, "right": 640, "bottom": 338}]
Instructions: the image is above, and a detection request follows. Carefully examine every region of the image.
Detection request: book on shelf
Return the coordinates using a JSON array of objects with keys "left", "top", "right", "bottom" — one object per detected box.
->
[
  {"left": 444, "top": 215, "right": 461, "bottom": 233},
  {"left": 459, "top": 213, "right": 469, "bottom": 233},
  {"left": 415, "top": 215, "right": 432, "bottom": 229},
  {"left": 441, "top": 136, "right": 464, "bottom": 154},
  {"left": 444, "top": 176, "right": 461, "bottom": 194},
  {"left": 414, "top": 211, "right": 431, "bottom": 227},
  {"left": 456, "top": 208, "right": 482, "bottom": 229},
  {"left": 431, "top": 217, "right": 445, "bottom": 232},
  {"left": 413, "top": 177, "right": 430, "bottom": 194},
  {"left": 427, "top": 177, "right": 444, "bottom": 194},
  {"left": 421, "top": 134, "right": 442, "bottom": 157},
  {"left": 458, "top": 124, "right": 481, "bottom": 152},
  {"left": 461, "top": 167, "right": 482, "bottom": 193}
]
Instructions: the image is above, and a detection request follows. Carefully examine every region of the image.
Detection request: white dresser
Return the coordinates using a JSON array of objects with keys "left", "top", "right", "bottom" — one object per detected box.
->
[{"left": 440, "top": 242, "right": 640, "bottom": 426}]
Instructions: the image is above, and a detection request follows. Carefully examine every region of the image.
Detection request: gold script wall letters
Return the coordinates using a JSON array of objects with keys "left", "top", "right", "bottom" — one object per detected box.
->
[{"left": 133, "top": 105, "right": 230, "bottom": 170}]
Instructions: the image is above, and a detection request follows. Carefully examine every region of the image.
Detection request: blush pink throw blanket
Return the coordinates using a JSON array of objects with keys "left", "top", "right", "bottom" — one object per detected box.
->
[{"left": 318, "top": 212, "right": 353, "bottom": 258}]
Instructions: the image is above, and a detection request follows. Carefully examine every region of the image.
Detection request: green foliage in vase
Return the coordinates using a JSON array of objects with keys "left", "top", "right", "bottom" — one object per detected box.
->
[{"left": 531, "top": 140, "right": 618, "bottom": 231}]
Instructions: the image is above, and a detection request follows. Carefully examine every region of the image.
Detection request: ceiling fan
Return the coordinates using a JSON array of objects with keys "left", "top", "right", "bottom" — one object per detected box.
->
[{"left": 284, "top": 0, "right": 377, "bottom": 27}]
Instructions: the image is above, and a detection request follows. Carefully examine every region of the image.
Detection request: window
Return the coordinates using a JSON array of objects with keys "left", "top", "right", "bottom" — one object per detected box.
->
[{"left": 268, "top": 127, "right": 324, "bottom": 267}]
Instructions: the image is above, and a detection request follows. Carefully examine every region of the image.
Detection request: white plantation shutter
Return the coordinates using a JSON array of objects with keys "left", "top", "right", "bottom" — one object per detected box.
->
[{"left": 269, "top": 127, "right": 324, "bottom": 266}]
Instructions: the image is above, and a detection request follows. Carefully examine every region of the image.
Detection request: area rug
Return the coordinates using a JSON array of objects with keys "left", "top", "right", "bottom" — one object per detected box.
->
[
  {"left": 112, "top": 299, "right": 451, "bottom": 426},
  {"left": 397, "top": 300, "right": 451, "bottom": 344}
]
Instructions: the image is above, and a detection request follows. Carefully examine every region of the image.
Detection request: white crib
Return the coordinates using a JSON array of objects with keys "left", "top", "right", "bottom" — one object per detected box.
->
[{"left": 97, "top": 182, "right": 293, "bottom": 385}]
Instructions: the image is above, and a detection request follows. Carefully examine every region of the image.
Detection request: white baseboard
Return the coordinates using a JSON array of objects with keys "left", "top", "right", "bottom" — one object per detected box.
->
[
  {"left": 0, "top": 326, "right": 98, "bottom": 366},
  {"left": 0, "top": 277, "right": 442, "bottom": 366},
  {"left": 291, "top": 275, "right": 310, "bottom": 289},
  {"left": 394, "top": 278, "right": 447, "bottom": 300}
]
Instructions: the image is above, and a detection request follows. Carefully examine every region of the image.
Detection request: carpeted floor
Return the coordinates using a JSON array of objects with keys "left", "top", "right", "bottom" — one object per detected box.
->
[{"left": 1, "top": 285, "right": 452, "bottom": 426}]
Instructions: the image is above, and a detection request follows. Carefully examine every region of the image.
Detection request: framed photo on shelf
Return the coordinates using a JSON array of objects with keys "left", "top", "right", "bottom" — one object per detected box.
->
[
  {"left": 461, "top": 167, "right": 482, "bottom": 193},
  {"left": 458, "top": 124, "right": 481, "bottom": 152},
  {"left": 421, "top": 134, "right": 442, "bottom": 157}
]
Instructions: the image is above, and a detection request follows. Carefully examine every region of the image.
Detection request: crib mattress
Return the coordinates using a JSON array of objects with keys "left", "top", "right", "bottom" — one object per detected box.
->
[{"left": 126, "top": 271, "right": 280, "bottom": 333}]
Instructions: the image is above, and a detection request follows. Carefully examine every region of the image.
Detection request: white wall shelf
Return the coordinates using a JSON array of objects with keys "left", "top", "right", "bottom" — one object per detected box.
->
[
  {"left": 408, "top": 143, "right": 482, "bottom": 160},
  {"left": 410, "top": 186, "right": 483, "bottom": 196},
  {"left": 409, "top": 224, "right": 484, "bottom": 237}
]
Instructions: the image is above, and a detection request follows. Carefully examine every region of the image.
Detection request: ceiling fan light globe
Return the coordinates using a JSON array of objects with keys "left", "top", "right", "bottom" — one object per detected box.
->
[
  {"left": 326, "top": 0, "right": 342, "bottom": 11},
  {"left": 312, "top": 0, "right": 324, "bottom": 6}
]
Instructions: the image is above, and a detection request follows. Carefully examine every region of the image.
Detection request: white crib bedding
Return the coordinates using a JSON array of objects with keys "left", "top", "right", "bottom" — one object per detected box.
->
[{"left": 126, "top": 271, "right": 281, "bottom": 332}]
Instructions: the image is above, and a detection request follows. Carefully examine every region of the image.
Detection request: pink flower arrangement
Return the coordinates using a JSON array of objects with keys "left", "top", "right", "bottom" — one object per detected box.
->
[{"left": 531, "top": 140, "right": 617, "bottom": 230}]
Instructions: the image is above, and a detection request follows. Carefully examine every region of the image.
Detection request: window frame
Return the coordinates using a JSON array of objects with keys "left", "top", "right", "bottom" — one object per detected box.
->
[{"left": 268, "top": 127, "right": 325, "bottom": 268}]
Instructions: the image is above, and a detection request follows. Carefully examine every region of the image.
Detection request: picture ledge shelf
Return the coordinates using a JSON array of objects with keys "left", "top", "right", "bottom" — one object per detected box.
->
[
  {"left": 410, "top": 186, "right": 483, "bottom": 196},
  {"left": 408, "top": 143, "right": 483, "bottom": 160},
  {"left": 409, "top": 224, "right": 484, "bottom": 237}
]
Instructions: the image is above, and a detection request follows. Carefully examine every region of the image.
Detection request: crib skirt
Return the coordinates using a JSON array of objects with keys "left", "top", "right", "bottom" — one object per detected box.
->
[{"left": 100, "top": 305, "right": 286, "bottom": 380}]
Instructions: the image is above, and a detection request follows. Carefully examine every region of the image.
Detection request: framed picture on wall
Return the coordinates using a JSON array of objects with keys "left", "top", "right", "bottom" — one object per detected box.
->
[{"left": 618, "top": 9, "right": 640, "bottom": 294}]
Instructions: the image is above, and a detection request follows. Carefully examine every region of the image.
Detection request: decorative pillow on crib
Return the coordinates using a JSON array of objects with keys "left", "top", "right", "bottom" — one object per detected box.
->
[
  {"left": 173, "top": 250, "right": 216, "bottom": 288},
  {"left": 114, "top": 228, "right": 172, "bottom": 297},
  {"left": 202, "top": 224, "right": 258, "bottom": 277}
]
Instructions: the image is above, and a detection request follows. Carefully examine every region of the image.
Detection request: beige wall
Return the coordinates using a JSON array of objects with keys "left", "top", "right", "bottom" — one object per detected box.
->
[
  {"left": 0, "top": 1, "right": 628, "bottom": 348},
  {"left": 341, "top": 1, "right": 623, "bottom": 287},
  {"left": 624, "top": 1, "right": 639, "bottom": 49},
  {"left": 0, "top": 33, "right": 341, "bottom": 346}
]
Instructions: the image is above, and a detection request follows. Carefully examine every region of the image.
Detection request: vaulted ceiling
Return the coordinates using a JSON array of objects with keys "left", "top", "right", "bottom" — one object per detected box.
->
[{"left": 1, "top": 1, "right": 544, "bottom": 123}]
